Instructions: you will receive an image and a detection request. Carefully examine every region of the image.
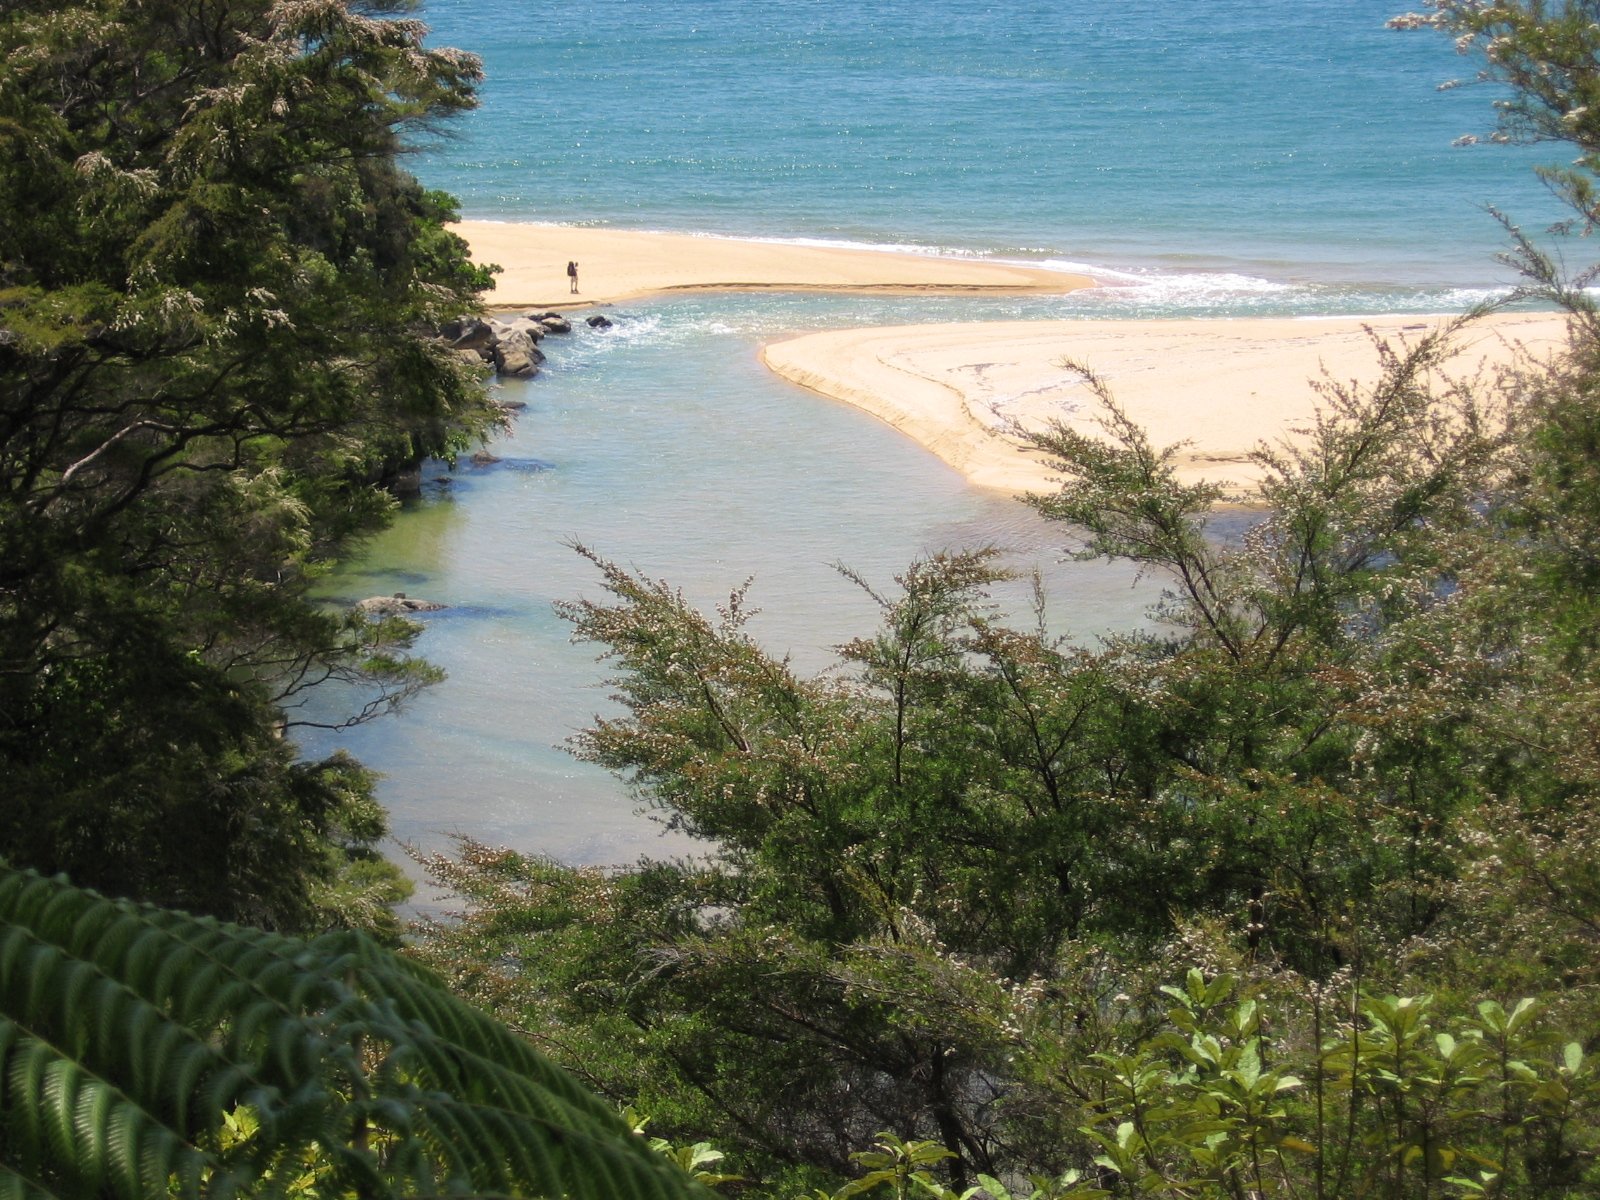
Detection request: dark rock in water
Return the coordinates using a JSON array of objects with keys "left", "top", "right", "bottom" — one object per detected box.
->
[
  {"left": 495, "top": 398, "right": 528, "bottom": 411},
  {"left": 442, "top": 312, "right": 566, "bottom": 379},
  {"left": 355, "top": 594, "right": 447, "bottom": 616},
  {"left": 470, "top": 451, "right": 501, "bottom": 466},
  {"left": 501, "top": 457, "right": 556, "bottom": 474},
  {"left": 586, "top": 315, "right": 613, "bottom": 329}
]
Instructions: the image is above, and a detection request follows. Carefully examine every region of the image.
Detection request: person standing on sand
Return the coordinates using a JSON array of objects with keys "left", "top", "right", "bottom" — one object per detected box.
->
[{"left": 567, "top": 261, "right": 579, "bottom": 294}]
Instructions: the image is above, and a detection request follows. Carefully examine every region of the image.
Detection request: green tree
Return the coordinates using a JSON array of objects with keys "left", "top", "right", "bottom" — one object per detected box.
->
[
  {"left": 415, "top": 3, "right": 1600, "bottom": 1192},
  {"left": 1018, "top": 318, "right": 1510, "bottom": 969},
  {"left": 1384, "top": 0, "right": 1600, "bottom": 1001},
  {"left": 0, "top": 0, "right": 499, "bottom": 928}
]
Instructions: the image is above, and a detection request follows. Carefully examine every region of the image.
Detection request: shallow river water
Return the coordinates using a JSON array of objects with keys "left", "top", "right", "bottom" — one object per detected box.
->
[{"left": 298, "top": 296, "right": 1168, "bottom": 869}]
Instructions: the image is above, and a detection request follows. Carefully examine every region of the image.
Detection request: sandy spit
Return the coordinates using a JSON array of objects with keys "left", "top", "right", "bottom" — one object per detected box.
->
[
  {"left": 452, "top": 221, "right": 1096, "bottom": 308},
  {"left": 760, "top": 314, "right": 1570, "bottom": 495}
]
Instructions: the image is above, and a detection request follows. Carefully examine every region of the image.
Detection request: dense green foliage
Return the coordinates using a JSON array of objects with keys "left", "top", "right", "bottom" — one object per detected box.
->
[
  {"left": 0, "top": 863, "right": 709, "bottom": 1200},
  {"left": 411, "top": 6, "right": 1600, "bottom": 1196},
  {"left": 0, "top": 0, "right": 499, "bottom": 929}
]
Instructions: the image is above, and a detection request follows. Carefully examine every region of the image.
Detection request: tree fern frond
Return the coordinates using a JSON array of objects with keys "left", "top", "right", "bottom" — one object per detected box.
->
[
  {"left": 0, "top": 918, "right": 260, "bottom": 1138},
  {"left": 0, "top": 1034, "right": 208, "bottom": 1200},
  {"left": 0, "top": 867, "right": 708, "bottom": 1200},
  {"left": 407, "top": 1093, "right": 704, "bottom": 1200}
]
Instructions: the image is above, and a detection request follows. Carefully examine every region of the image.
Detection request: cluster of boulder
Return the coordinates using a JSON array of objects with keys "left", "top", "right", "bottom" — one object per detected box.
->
[
  {"left": 438, "top": 311, "right": 620, "bottom": 379},
  {"left": 439, "top": 312, "right": 573, "bottom": 379}
]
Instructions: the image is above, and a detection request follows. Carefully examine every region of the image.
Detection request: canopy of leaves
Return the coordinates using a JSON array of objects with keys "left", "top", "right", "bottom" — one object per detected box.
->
[
  {"left": 0, "top": 0, "right": 500, "bottom": 927},
  {"left": 416, "top": 8, "right": 1600, "bottom": 1194},
  {"left": 422, "top": 314, "right": 1600, "bottom": 1195}
]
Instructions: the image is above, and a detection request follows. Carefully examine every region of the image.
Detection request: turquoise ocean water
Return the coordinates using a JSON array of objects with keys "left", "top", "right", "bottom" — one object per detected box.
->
[
  {"left": 299, "top": 1, "right": 1577, "bottom": 872},
  {"left": 418, "top": 0, "right": 1562, "bottom": 305}
]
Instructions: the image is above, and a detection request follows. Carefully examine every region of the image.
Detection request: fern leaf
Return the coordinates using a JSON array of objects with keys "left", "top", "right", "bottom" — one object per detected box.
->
[{"left": 0, "top": 866, "right": 708, "bottom": 1200}]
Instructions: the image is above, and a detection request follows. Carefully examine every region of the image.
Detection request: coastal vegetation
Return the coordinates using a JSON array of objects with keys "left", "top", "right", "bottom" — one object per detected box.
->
[
  {"left": 0, "top": 0, "right": 498, "bottom": 932},
  {"left": 0, "top": 5, "right": 686, "bottom": 1188},
  {"left": 409, "top": 4, "right": 1600, "bottom": 1197}
]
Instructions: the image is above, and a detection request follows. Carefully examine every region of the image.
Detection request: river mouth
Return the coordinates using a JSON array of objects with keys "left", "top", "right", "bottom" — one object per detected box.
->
[{"left": 297, "top": 297, "right": 1165, "bottom": 877}]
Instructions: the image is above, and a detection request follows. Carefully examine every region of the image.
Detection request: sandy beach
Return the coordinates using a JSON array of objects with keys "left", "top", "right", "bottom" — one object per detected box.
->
[
  {"left": 452, "top": 221, "right": 1566, "bottom": 501},
  {"left": 761, "top": 314, "right": 1570, "bottom": 496},
  {"left": 452, "top": 221, "right": 1097, "bottom": 307}
]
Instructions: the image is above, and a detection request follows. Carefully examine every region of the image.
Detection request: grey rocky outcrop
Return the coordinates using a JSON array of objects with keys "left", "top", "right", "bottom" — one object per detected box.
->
[
  {"left": 491, "top": 328, "right": 543, "bottom": 378},
  {"left": 495, "top": 316, "right": 546, "bottom": 343},
  {"left": 355, "top": 593, "right": 448, "bottom": 616},
  {"left": 440, "top": 316, "right": 496, "bottom": 351},
  {"left": 438, "top": 310, "right": 594, "bottom": 379}
]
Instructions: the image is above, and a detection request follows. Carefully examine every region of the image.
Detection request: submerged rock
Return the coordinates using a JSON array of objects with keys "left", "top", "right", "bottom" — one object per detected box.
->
[{"left": 355, "top": 593, "right": 448, "bottom": 616}]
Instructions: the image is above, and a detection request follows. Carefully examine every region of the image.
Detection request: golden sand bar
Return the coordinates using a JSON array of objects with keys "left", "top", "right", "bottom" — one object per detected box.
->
[
  {"left": 453, "top": 221, "right": 1096, "bottom": 307},
  {"left": 451, "top": 221, "right": 1563, "bottom": 499},
  {"left": 760, "top": 314, "right": 1570, "bottom": 496}
]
